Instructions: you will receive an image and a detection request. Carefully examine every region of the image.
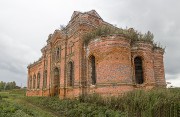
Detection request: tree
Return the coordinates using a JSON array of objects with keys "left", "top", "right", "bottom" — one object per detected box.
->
[
  {"left": 0, "top": 81, "right": 5, "bottom": 90},
  {"left": 0, "top": 81, "right": 18, "bottom": 90}
]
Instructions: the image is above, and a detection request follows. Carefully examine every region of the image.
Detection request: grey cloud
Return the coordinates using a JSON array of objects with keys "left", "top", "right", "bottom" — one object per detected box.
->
[
  {"left": 0, "top": 32, "right": 39, "bottom": 86},
  {"left": 0, "top": 62, "right": 25, "bottom": 75},
  {"left": 101, "top": 0, "right": 180, "bottom": 76},
  {"left": 0, "top": 68, "right": 27, "bottom": 87},
  {"left": 0, "top": 0, "right": 179, "bottom": 86}
]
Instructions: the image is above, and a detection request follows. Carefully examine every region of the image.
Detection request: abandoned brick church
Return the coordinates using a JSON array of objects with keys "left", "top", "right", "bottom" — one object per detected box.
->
[{"left": 27, "top": 10, "right": 166, "bottom": 98}]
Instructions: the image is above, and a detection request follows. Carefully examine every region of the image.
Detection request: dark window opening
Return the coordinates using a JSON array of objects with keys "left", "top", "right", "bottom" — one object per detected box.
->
[
  {"left": 29, "top": 76, "right": 32, "bottom": 89},
  {"left": 45, "top": 60, "right": 48, "bottom": 67},
  {"left": 69, "top": 44, "right": 73, "bottom": 54},
  {"left": 37, "top": 73, "right": 40, "bottom": 89},
  {"left": 68, "top": 62, "right": 74, "bottom": 86},
  {"left": 33, "top": 75, "right": 36, "bottom": 89},
  {"left": 57, "top": 48, "right": 60, "bottom": 59},
  {"left": 43, "top": 70, "right": 47, "bottom": 88},
  {"left": 134, "top": 57, "right": 144, "bottom": 84},
  {"left": 90, "top": 56, "right": 96, "bottom": 85},
  {"left": 54, "top": 68, "right": 59, "bottom": 85},
  {"left": 52, "top": 50, "right": 55, "bottom": 61},
  {"left": 53, "top": 68, "right": 59, "bottom": 96},
  {"left": 54, "top": 47, "right": 61, "bottom": 61}
]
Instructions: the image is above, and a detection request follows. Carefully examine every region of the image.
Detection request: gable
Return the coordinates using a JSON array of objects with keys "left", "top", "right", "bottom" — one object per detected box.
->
[
  {"left": 71, "top": 11, "right": 81, "bottom": 20},
  {"left": 87, "top": 10, "right": 102, "bottom": 20},
  {"left": 49, "top": 30, "right": 65, "bottom": 46}
]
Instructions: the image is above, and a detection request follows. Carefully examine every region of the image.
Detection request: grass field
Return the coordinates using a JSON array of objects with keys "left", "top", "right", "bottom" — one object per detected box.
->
[
  {"left": 0, "top": 89, "right": 57, "bottom": 117},
  {"left": 0, "top": 88, "right": 179, "bottom": 117}
]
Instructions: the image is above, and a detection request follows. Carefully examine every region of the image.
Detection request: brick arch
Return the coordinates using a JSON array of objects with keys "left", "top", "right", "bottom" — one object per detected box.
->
[{"left": 132, "top": 54, "right": 145, "bottom": 62}]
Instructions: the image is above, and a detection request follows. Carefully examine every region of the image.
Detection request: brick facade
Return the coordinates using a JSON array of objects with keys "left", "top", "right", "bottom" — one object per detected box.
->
[{"left": 26, "top": 10, "right": 166, "bottom": 98}]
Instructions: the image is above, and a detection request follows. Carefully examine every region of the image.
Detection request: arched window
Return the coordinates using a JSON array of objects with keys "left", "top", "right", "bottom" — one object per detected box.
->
[
  {"left": 44, "top": 59, "right": 48, "bottom": 67},
  {"left": 52, "top": 50, "right": 55, "bottom": 61},
  {"left": 28, "top": 77, "right": 30, "bottom": 89},
  {"left": 53, "top": 68, "right": 60, "bottom": 96},
  {"left": 33, "top": 74, "right": 36, "bottom": 89},
  {"left": 54, "top": 47, "right": 61, "bottom": 61},
  {"left": 29, "top": 76, "right": 32, "bottom": 89},
  {"left": 57, "top": 48, "right": 60, "bottom": 59},
  {"left": 90, "top": 55, "right": 96, "bottom": 85},
  {"left": 67, "top": 62, "right": 74, "bottom": 86},
  {"left": 37, "top": 73, "right": 40, "bottom": 89},
  {"left": 54, "top": 68, "right": 59, "bottom": 86},
  {"left": 43, "top": 70, "right": 47, "bottom": 88},
  {"left": 134, "top": 57, "right": 144, "bottom": 84}
]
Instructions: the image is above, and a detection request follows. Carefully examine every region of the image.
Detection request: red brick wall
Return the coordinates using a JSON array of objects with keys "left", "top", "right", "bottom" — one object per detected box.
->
[
  {"left": 27, "top": 35, "right": 166, "bottom": 98},
  {"left": 86, "top": 36, "right": 134, "bottom": 95},
  {"left": 131, "top": 41, "right": 156, "bottom": 86},
  {"left": 153, "top": 48, "right": 166, "bottom": 87}
]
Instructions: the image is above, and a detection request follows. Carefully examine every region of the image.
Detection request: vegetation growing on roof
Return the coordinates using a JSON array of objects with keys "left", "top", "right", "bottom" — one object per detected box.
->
[
  {"left": 82, "top": 25, "right": 164, "bottom": 50},
  {"left": 153, "top": 42, "right": 165, "bottom": 52}
]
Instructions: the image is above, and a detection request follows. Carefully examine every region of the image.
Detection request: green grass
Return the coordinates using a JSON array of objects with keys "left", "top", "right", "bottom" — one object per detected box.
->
[
  {"left": 0, "top": 90, "right": 124, "bottom": 117},
  {"left": 23, "top": 96, "right": 124, "bottom": 117},
  {"left": 80, "top": 88, "right": 180, "bottom": 117},
  {"left": 0, "top": 90, "right": 57, "bottom": 117},
  {"left": 0, "top": 88, "right": 179, "bottom": 117}
]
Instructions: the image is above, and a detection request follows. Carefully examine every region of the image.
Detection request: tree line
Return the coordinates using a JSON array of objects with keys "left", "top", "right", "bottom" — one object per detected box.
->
[{"left": 0, "top": 81, "right": 20, "bottom": 91}]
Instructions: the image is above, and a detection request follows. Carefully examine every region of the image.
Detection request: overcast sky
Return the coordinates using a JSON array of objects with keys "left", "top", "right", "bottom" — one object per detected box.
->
[{"left": 0, "top": 0, "right": 180, "bottom": 87}]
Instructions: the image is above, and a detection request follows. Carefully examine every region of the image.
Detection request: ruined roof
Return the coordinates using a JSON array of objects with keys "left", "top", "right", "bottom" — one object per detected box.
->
[
  {"left": 46, "top": 10, "right": 105, "bottom": 44},
  {"left": 70, "top": 10, "right": 102, "bottom": 21},
  {"left": 71, "top": 11, "right": 81, "bottom": 20}
]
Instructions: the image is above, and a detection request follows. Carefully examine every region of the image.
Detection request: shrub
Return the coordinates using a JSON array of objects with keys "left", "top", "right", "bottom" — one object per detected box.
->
[
  {"left": 82, "top": 25, "right": 155, "bottom": 46},
  {"left": 79, "top": 88, "right": 180, "bottom": 117},
  {"left": 23, "top": 96, "right": 124, "bottom": 117}
]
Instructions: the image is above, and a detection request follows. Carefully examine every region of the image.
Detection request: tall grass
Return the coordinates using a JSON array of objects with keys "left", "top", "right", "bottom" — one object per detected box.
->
[
  {"left": 80, "top": 88, "right": 180, "bottom": 117},
  {"left": 22, "top": 88, "right": 180, "bottom": 116},
  {"left": 1, "top": 89, "right": 179, "bottom": 116},
  {"left": 23, "top": 96, "right": 125, "bottom": 117},
  {"left": 0, "top": 89, "right": 55, "bottom": 117}
]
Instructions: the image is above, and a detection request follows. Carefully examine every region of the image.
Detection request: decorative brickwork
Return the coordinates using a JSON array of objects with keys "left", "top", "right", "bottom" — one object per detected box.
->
[{"left": 27, "top": 10, "right": 166, "bottom": 98}]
